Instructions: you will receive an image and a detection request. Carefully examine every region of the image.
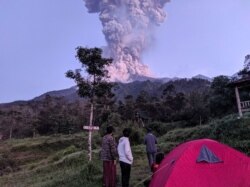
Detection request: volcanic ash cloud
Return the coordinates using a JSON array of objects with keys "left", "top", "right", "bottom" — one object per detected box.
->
[{"left": 84, "top": 0, "right": 170, "bottom": 82}]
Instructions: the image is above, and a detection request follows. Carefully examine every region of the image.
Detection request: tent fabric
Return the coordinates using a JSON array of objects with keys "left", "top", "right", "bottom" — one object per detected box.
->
[
  {"left": 149, "top": 139, "right": 250, "bottom": 187},
  {"left": 196, "top": 145, "right": 223, "bottom": 163}
]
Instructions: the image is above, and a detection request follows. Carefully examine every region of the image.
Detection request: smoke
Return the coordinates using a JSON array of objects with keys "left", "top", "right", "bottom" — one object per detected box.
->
[{"left": 83, "top": 0, "right": 170, "bottom": 82}]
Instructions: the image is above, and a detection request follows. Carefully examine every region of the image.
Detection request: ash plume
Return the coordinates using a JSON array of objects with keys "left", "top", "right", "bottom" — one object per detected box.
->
[{"left": 84, "top": 0, "right": 170, "bottom": 82}]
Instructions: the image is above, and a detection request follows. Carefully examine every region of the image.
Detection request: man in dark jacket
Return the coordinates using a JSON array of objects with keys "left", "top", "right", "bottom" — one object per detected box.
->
[
  {"left": 101, "top": 126, "right": 117, "bottom": 187},
  {"left": 144, "top": 127, "right": 157, "bottom": 169}
]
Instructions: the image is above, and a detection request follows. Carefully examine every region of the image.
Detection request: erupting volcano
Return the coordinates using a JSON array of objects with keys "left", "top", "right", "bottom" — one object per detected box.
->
[{"left": 84, "top": 0, "right": 170, "bottom": 82}]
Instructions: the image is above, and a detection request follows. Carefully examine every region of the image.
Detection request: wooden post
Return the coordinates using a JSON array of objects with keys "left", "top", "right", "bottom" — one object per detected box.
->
[
  {"left": 235, "top": 86, "right": 243, "bottom": 117},
  {"left": 88, "top": 103, "right": 94, "bottom": 161},
  {"left": 84, "top": 101, "right": 100, "bottom": 162},
  {"left": 83, "top": 123, "right": 100, "bottom": 162}
]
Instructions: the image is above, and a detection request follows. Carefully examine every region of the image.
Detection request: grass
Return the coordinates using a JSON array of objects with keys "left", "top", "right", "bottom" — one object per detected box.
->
[
  {"left": 0, "top": 132, "right": 150, "bottom": 187},
  {"left": 0, "top": 114, "right": 250, "bottom": 186}
]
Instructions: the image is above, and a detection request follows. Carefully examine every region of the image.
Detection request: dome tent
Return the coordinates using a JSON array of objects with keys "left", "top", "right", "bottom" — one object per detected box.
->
[{"left": 150, "top": 139, "right": 250, "bottom": 187}]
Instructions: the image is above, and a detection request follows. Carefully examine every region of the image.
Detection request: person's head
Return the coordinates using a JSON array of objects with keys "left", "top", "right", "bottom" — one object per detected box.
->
[
  {"left": 155, "top": 152, "right": 164, "bottom": 164},
  {"left": 123, "top": 128, "right": 131, "bottom": 138},
  {"left": 146, "top": 127, "right": 152, "bottom": 133},
  {"left": 106, "top": 126, "right": 114, "bottom": 134}
]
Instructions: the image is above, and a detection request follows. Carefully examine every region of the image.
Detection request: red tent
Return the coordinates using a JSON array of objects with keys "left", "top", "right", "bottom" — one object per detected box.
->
[{"left": 150, "top": 139, "right": 250, "bottom": 187}]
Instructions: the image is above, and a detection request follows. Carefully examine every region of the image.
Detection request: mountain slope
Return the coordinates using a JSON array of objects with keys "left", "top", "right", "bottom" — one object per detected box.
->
[{"left": 30, "top": 76, "right": 211, "bottom": 103}]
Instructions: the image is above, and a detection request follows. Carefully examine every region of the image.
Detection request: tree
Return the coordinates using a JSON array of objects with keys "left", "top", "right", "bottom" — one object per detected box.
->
[
  {"left": 182, "top": 91, "right": 209, "bottom": 126},
  {"left": 238, "top": 54, "right": 250, "bottom": 77},
  {"left": 6, "top": 110, "right": 22, "bottom": 139},
  {"left": 162, "top": 84, "right": 176, "bottom": 97},
  {"left": 209, "top": 76, "right": 236, "bottom": 117},
  {"left": 121, "top": 95, "right": 135, "bottom": 121},
  {"left": 66, "top": 47, "right": 113, "bottom": 161}
]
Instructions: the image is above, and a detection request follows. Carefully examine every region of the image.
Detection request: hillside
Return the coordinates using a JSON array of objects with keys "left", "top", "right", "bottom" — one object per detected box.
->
[
  {"left": 0, "top": 114, "right": 249, "bottom": 187},
  {"left": 0, "top": 77, "right": 213, "bottom": 140},
  {"left": 29, "top": 77, "right": 211, "bottom": 103}
]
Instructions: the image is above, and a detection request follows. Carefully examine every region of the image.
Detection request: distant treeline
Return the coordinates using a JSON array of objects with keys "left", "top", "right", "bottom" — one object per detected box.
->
[{"left": 0, "top": 76, "right": 244, "bottom": 140}]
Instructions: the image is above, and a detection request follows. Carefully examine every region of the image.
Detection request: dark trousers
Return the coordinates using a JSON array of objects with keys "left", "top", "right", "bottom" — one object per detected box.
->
[
  {"left": 120, "top": 161, "right": 131, "bottom": 187},
  {"left": 147, "top": 152, "right": 156, "bottom": 168},
  {"left": 103, "top": 161, "right": 116, "bottom": 187}
]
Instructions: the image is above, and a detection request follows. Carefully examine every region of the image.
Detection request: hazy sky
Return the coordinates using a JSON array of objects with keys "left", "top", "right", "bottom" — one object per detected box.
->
[{"left": 0, "top": 0, "right": 250, "bottom": 103}]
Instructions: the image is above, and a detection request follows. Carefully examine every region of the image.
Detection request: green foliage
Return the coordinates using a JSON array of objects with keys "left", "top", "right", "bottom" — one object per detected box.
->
[
  {"left": 0, "top": 133, "right": 103, "bottom": 187},
  {"left": 229, "top": 140, "right": 250, "bottom": 155},
  {"left": 66, "top": 47, "right": 113, "bottom": 100},
  {"left": 147, "top": 121, "right": 178, "bottom": 136},
  {"left": 10, "top": 135, "right": 84, "bottom": 153},
  {"left": 0, "top": 153, "right": 17, "bottom": 175},
  {"left": 80, "top": 162, "right": 102, "bottom": 182},
  {"left": 129, "top": 127, "right": 145, "bottom": 145},
  {"left": 209, "top": 116, "right": 250, "bottom": 142},
  {"left": 99, "top": 113, "right": 123, "bottom": 136},
  {"left": 0, "top": 75, "right": 240, "bottom": 139},
  {"left": 92, "top": 132, "right": 102, "bottom": 149},
  {"left": 76, "top": 47, "right": 112, "bottom": 77},
  {"left": 209, "top": 76, "right": 236, "bottom": 117},
  {"left": 0, "top": 113, "right": 250, "bottom": 187},
  {"left": 50, "top": 145, "right": 78, "bottom": 162}
]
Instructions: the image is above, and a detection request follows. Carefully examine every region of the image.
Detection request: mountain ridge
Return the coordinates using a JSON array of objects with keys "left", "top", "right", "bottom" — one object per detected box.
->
[
  {"left": 29, "top": 74, "right": 212, "bottom": 103},
  {"left": 0, "top": 74, "right": 212, "bottom": 105}
]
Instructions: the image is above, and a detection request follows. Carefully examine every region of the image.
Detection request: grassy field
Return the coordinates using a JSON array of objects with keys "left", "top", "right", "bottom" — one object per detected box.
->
[
  {"left": 0, "top": 114, "right": 250, "bottom": 187},
  {"left": 0, "top": 133, "right": 152, "bottom": 187}
]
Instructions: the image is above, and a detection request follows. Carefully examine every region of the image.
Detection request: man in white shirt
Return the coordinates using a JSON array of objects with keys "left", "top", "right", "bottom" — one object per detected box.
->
[{"left": 118, "top": 128, "right": 133, "bottom": 187}]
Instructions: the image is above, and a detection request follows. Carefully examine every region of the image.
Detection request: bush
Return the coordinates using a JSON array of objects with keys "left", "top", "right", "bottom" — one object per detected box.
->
[
  {"left": 50, "top": 145, "right": 78, "bottom": 162},
  {"left": 80, "top": 162, "right": 102, "bottom": 182},
  {"left": 147, "top": 121, "right": 187, "bottom": 136},
  {"left": 209, "top": 117, "right": 250, "bottom": 142},
  {"left": 129, "top": 127, "right": 144, "bottom": 145},
  {"left": 0, "top": 154, "right": 18, "bottom": 175}
]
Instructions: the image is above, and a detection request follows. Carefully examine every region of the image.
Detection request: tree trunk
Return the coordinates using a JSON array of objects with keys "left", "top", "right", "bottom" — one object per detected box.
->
[
  {"left": 9, "top": 124, "right": 13, "bottom": 139},
  {"left": 33, "top": 128, "right": 36, "bottom": 138},
  {"left": 88, "top": 103, "right": 94, "bottom": 161}
]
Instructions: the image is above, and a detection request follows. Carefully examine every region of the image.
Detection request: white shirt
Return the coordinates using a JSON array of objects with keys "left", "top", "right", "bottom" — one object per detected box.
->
[{"left": 118, "top": 137, "right": 133, "bottom": 164}]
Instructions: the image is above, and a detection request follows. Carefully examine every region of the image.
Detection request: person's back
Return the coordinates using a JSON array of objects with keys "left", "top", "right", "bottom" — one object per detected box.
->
[
  {"left": 101, "top": 133, "right": 117, "bottom": 161},
  {"left": 118, "top": 137, "right": 133, "bottom": 164},
  {"left": 118, "top": 128, "right": 133, "bottom": 187},
  {"left": 144, "top": 133, "right": 157, "bottom": 153},
  {"left": 144, "top": 128, "right": 157, "bottom": 168},
  {"left": 101, "top": 126, "right": 117, "bottom": 187}
]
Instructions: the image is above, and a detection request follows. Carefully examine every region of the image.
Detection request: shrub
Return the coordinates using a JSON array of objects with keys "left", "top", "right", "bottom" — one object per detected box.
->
[
  {"left": 80, "top": 162, "right": 102, "bottom": 182},
  {"left": 129, "top": 127, "right": 144, "bottom": 145},
  {"left": 0, "top": 154, "right": 17, "bottom": 175}
]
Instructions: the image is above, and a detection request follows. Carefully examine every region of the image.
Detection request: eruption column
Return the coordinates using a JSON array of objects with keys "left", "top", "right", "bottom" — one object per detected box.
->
[{"left": 84, "top": 0, "right": 170, "bottom": 82}]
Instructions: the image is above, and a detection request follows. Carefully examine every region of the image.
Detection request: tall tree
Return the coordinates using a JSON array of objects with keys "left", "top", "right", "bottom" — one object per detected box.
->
[
  {"left": 209, "top": 76, "right": 236, "bottom": 117},
  {"left": 66, "top": 47, "right": 113, "bottom": 161},
  {"left": 7, "top": 110, "right": 22, "bottom": 139}
]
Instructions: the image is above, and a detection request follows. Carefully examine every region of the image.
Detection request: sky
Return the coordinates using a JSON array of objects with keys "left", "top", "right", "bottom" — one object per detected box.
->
[{"left": 0, "top": 0, "right": 250, "bottom": 103}]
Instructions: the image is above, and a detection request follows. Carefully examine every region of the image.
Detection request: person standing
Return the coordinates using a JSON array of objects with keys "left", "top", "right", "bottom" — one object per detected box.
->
[
  {"left": 101, "top": 126, "right": 117, "bottom": 187},
  {"left": 151, "top": 152, "right": 164, "bottom": 173},
  {"left": 144, "top": 127, "right": 157, "bottom": 168},
  {"left": 118, "top": 128, "right": 133, "bottom": 187}
]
